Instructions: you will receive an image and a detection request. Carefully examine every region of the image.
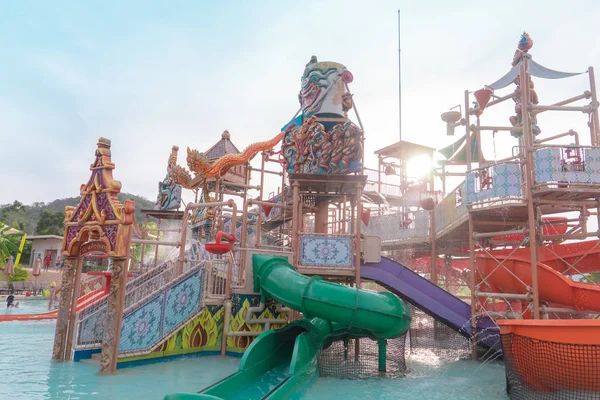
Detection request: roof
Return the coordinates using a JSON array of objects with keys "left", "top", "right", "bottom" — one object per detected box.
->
[
  {"left": 27, "top": 235, "right": 63, "bottom": 241},
  {"left": 374, "top": 140, "right": 436, "bottom": 160},
  {"left": 0, "top": 224, "right": 22, "bottom": 235},
  {"left": 205, "top": 130, "right": 241, "bottom": 160}
]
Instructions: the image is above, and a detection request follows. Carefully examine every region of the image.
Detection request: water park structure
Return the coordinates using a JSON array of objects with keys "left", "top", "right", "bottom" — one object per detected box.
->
[{"left": 26, "top": 33, "right": 600, "bottom": 399}]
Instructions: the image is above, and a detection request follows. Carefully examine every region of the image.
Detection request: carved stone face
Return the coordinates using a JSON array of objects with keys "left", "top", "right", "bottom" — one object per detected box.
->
[{"left": 299, "top": 57, "right": 351, "bottom": 117}]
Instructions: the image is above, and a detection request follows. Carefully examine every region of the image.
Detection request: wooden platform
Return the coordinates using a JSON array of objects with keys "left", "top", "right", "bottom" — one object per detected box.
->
[
  {"left": 141, "top": 209, "right": 185, "bottom": 220},
  {"left": 296, "top": 266, "right": 355, "bottom": 278},
  {"left": 290, "top": 174, "right": 367, "bottom": 195}
]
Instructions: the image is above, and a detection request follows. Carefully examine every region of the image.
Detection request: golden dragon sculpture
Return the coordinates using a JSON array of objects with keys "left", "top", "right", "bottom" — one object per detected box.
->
[{"left": 171, "top": 131, "right": 286, "bottom": 189}]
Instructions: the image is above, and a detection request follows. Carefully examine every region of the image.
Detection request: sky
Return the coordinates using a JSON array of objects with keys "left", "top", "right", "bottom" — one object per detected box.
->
[{"left": 1, "top": 0, "right": 599, "bottom": 205}]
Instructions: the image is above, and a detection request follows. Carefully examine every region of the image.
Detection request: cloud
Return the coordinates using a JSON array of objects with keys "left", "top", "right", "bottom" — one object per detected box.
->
[{"left": 1, "top": 0, "right": 599, "bottom": 206}]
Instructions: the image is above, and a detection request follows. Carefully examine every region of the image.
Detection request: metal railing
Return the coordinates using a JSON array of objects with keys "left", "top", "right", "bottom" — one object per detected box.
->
[
  {"left": 51, "top": 273, "right": 106, "bottom": 309},
  {"left": 434, "top": 182, "right": 468, "bottom": 235},
  {"left": 533, "top": 145, "right": 600, "bottom": 188},
  {"left": 204, "top": 259, "right": 228, "bottom": 301}
]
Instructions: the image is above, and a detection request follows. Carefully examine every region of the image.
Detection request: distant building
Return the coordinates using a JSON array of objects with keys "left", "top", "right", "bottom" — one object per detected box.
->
[{"left": 27, "top": 235, "right": 63, "bottom": 268}]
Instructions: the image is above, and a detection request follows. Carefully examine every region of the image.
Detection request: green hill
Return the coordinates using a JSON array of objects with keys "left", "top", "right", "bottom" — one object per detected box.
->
[{"left": 0, "top": 193, "right": 154, "bottom": 235}]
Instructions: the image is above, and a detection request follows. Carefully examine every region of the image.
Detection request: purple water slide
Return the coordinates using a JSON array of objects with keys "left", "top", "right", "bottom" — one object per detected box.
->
[{"left": 361, "top": 257, "right": 473, "bottom": 337}]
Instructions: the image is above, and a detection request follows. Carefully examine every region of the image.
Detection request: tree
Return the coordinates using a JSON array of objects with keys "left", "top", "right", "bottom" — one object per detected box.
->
[
  {"left": 35, "top": 209, "right": 65, "bottom": 236},
  {"left": 0, "top": 225, "right": 21, "bottom": 266}
]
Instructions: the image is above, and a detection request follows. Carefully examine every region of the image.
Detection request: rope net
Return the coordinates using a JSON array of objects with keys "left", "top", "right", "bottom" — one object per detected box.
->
[
  {"left": 317, "top": 335, "right": 408, "bottom": 379},
  {"left": 502, "top": 333, "right": 600, "bottom": 399},
  {"left": 407, "top": 304, "right": 471, "bottom": 360}
]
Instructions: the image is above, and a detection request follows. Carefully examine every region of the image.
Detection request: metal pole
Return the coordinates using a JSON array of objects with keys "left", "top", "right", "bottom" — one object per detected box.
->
[
  {"left": 468, "top": 216, "right": 477, "bottom": 360},
  {"left": 464, "top": 90, "right": 472, "bottom": 171},
  {"left": 397, "top": 9, "right": 402, "bottom": 141},
  {"left": 588, "top": 67, "right": 600, "bottom": 145},
  {"left": 520, "top": 60, "right": 540, "bottom": 319}
]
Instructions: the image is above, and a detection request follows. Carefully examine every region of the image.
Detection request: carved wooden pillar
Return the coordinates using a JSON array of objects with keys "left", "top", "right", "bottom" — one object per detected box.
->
[
  {"left": 52, "top": 256, "right": 77, "bottom": 361},
  {"left": 99, "top": 257, "right": 128, "bottom": 373},
  {"left": 65, "top": 257, "right": 84, "bottom": 357}
]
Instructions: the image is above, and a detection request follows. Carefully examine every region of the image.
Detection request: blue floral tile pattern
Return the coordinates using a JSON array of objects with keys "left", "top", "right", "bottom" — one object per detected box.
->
[
  {"left": 163, "top": 271, "right": 203, "bottom": 333},
  {"left": 299, "top": 235, "right": 352, "bottom": 268},
  {"left": 116, "top": 268, "right": 204, "bottom": 354},
  {"left": 466, "top": 163, "right": 523, "bottom": 204},
  {"left": 77, "top": 307, "right": 106, "bottom": 346},
  {"left": 534, "top": 147, "right": 600, "bottom": 184},
  {"left": 119, "top": 296, "right": 163, "bottom": 353}
]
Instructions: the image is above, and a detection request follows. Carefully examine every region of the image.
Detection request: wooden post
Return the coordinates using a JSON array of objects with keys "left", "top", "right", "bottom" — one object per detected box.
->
[
  {"left": 256, "top": 154, "right": 266, "bottom": 248},
  {"left": 341, "top": 195, "right": 347, "bottom": 234},
  {"left": 64, "top": 256, "right": 84, "bottom": 358},
  {"left": 354, "top": 184, "right": 363, "bottom": 363},
  {"left": 52, "top": 256, "right": 77, "bottom": 361},
  {"left": 430, "top": 170, "right": 437, "bottom": 284},
  {"left": 468, "top": 216, "right": 477, "bottom": 361},
  {"left": 239, "top": 165, "right": 251, "bottom": 280},
  {"left": 140, "top": 213, "right": 148, "bottom": 272},
  {"left": 355, "top": 185, "right": 362, "bottom": 287},
  {"left": 314, "top": 202, "right": 329, "bottom": 234},
  {"left": 520, "top": 60, "right": 541, "bottom": 319},
  {"left": 153, "top": 219, "right": 161, "bottom": 268},
  {"left": 100, "top": 257, "right": 129, "bottom": 373},
  {"left": 291, "top": 181, "right": 300, "bottom": 266},
  {"left": 430, "top": 210, "right": 437, "bottom": 284}
]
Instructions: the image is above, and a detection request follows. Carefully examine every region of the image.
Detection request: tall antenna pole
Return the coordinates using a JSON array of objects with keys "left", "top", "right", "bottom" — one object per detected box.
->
[{"left": 397, "top": 9, "right": 402, "bottom": 141}]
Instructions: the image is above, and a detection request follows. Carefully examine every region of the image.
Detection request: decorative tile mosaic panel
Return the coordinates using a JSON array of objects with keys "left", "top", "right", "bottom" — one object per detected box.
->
[
  {"left": 534, "top": 147, "right": 600, "bottom": 184},
  {"left": 299, "top": 235, "right": 353, "bottom": 268},
  {"left": 466, "top": 163, "right": 523, "bottom": 204},
  {"left": 117, "top": 268, "right": 204, "bottom": 355},
  {"left": 163, "top": 271, "right": 202, "bottom": 333},
  {"left": 119, "top": 296, "right": 163, "bottom": 353},
  {"left": 77, "top": 307, "right": 106, "bottom": 346}
]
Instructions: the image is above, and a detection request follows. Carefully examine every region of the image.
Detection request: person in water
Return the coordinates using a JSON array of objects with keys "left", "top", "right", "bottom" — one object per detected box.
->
[{"left": 6, "top": 294, "right": 15, "bottom": 308}]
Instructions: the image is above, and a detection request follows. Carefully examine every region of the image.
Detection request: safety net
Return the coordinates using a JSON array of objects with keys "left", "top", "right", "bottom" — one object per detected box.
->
[
  {"left": 502, "top": 333, "right": 600, "bottom": 399},
  {"left": 317, "top": 335, "right": 408, "bottom": 379},
  {"left": 407, "top": 304, "right": 472, "bottom": 360}
]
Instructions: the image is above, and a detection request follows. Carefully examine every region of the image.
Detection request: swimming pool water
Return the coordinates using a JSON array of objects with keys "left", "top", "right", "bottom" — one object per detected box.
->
[
  {"left": 0, "top": 320, "right": 508, "bottom": 399},
  {"left": 2, "top": 299, "right": 52, "bottom": 315}
]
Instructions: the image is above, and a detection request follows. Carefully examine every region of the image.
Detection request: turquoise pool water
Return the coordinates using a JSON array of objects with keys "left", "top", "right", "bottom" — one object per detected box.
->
[
  {"left": 0, "top": 320, "right": 508, "bottom": 399},
  {"left": 2, "top": 299, "right": 51, "bottom": 314}
]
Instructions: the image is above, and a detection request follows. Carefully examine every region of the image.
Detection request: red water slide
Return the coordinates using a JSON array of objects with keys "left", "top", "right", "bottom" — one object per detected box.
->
[
  {"left": 0, "top": 288, "right": 108, "bottom": 322},
  {"left": 477, "top": 252, "right": 600, "bottom": 312},
  {"left": 489, "top": 240, "right": 600, "bottom": 274}
]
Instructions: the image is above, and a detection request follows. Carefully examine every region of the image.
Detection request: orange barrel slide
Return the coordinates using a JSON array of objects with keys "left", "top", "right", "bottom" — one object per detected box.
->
[
  {"left": 490, "top": 239, "right": 600, "bottom": 274},
  {"left": 0, "top": 288, "right": 108, "bottom": 322},
  {"left": 476, "top": 255, "right": 600, "bottom": 312}
]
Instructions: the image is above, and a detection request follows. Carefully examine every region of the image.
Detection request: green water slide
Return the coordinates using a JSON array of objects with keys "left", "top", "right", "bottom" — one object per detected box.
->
[{"left": 164, "top": 255, "right": 411, "bottom": 400}]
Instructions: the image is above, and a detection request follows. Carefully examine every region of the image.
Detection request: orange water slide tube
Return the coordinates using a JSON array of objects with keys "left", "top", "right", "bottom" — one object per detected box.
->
[
  {"left": 490, "top": 240, "right": 600, "bottom": 274},
  {"left": 476, "top": 255, "right": 600, "bottom": 312},
  {"left": 0, "top": 288, "right": 108, "bottom": 322}
]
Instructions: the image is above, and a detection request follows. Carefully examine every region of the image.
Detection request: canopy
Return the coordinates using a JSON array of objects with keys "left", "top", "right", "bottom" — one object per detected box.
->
[
  {"left": 438, "top": 131, "right": 485, "bottom": 164},
  {"left": 486, "top": 55, "right": 585, "bottom": 91}
]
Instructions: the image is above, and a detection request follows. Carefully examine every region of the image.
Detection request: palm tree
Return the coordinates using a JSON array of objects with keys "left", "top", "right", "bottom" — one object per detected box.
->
[{"left": 0, "top": 225, "right": 21, "bottom": 266}]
